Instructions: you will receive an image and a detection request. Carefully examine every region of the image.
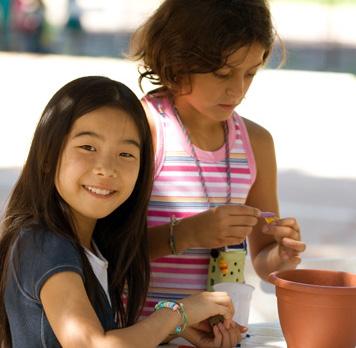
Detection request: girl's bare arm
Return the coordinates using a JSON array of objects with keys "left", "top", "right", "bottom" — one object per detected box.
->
[
  {"left": 245, "top": 118, "right": 305, "bottom": 281},
  {"left": 40, "top": 271, "right": 234, "bottom": 348}
]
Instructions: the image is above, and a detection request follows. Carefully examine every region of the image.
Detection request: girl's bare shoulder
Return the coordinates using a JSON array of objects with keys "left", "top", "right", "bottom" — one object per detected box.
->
[{"left": 242, "top": 116, "right": 274, "bottom": 148}]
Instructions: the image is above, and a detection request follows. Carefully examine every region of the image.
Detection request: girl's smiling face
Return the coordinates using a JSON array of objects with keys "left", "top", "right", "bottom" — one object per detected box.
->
[{"left": 55, "top": 106, "right": 141, "bottom": 235}]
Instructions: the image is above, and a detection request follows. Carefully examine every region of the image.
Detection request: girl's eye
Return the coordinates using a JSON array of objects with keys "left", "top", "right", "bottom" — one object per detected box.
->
[
  {"left": 80, "top": 145, "right": 96, "bottom": 152},
  {"left": 213, "top": 71, "right": 232, "bottom": 79},
  {"left": 246, "top": 70, "right": 259, "bottom": 78},
  {"left": 247, "top": 73, "right": 256, "bottom": 78},
  {"left": 119, "top": 152, "right": 135, "bottom": 159}
]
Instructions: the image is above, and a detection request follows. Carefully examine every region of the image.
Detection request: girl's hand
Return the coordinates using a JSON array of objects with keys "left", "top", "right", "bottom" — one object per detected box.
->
[
  {"left": 182, "top": 205, "right": 260, "bottom": 250},
  {"left": 182, "top": 320, "right": 245, "bottom": 348},
  {"left": 180, "top": 291, "right": 234, "bottom": 327},
  {"left": 262, "top": 217, "right": 306, "bottom": 265}
]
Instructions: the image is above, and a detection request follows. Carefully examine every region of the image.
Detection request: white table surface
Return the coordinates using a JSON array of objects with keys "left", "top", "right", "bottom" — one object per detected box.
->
[{"left": 160, "top": 322, "right": 286, "bottom": 348}]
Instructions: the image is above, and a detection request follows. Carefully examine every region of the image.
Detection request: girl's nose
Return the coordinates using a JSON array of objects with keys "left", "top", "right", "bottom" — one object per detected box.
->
[
  {"left": 226, "top": 75, "right": 244, "bottom": 99},
  {"left": 92, "top": 156, "right": 118, "bottom": 178}
]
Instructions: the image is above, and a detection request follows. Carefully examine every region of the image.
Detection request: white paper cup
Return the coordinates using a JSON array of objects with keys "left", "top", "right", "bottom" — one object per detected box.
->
[{"left": 213, "top": 282, "right": 255, "bottom": 327}]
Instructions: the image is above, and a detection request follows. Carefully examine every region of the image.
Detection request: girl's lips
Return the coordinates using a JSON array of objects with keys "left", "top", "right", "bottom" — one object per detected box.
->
[
  {"left": 218, "top": 104, "right": 236, "bottom": 110},
  {"left": 83, "top": 185, "right": 116, "bottom": 197}
]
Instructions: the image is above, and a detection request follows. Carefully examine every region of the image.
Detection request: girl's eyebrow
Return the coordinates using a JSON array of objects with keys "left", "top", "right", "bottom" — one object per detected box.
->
[
  {"left": 73, "top": 131, "right": 141, "bottom": 148},
  {"left": 73, "top": 131, "right": 103, "bottom": 140},
  {"left": 226, "top": 60, "right": 264, "bottom": 70},
  {"left": 248, "top": 61, "right": 264, "bottom": 69}
]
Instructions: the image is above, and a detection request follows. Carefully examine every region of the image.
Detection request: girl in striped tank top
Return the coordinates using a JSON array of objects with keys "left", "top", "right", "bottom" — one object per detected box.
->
[{"left": 131, "top": 0, "right": 306, "bottom": 346}]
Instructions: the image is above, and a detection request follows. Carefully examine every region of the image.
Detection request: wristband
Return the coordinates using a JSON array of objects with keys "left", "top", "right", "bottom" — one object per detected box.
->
[{"left": 154, "top": 300, "right": 188, "bottom": 334}]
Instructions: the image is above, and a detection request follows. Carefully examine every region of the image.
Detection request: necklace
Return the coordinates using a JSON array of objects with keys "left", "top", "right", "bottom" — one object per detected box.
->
[
  {"left": 172, "top": 105, "right": 246, "bottom": 255},
  {"left": 173, "top": 105, "right": 231, "bottom": 207}
]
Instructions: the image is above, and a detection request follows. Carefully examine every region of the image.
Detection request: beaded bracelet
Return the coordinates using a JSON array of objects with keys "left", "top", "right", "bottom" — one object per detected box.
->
[
  {"left": 154, "top": 300, "right": 188, "bottom": 334},
  {"left": 169, "top": 215, "right": 180, "bottom": 255}
]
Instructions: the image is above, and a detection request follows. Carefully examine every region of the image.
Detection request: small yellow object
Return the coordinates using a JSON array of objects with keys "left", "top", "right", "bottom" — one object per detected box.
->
[
  {"left": 218, "top": 258, "right": 228, "bottom": 275},
  {"left": 261, "top": 212, "right": 278, "bottom": 224},
  {"left": 265, "top": 216, "right": 278, "bottom": 224}
]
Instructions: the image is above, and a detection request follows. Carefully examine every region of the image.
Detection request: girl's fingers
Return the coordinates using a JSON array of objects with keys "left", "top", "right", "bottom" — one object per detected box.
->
[
  {"left": 260, "top": 216, "right": 305, "bottom": 263},
  {"left": 276, "top": 217, "right": 300, "bottom": 230},
  {"left": 226, "top": 204, "right": 260, "bottom": 217},
  {"left": 229, "top": 215, "right": 260, "bottom": 226},
  {"left": 281, "top": 237, "right": 306, "bottom": 252},
  {"left": 212, "top": 324, "right": 223, "bottom": 347},
  {"left": 218, "top": 305, "right": 233, "bottom": 321},
  {"left": 239, "top": 324, "right": 248, "bottom": 333},
  {"left": 218, "top": 322, "right": 232, "bottom": 348},
  {"left": 280, "top": 247, "right": 294, "bottom": 260},
  {"left": 206, "top": 292, "right": 234, "bottom": 320},
  {"left": 264, "top": 217, "right": 300, "bottom": 231},
  {"left": 227, "top": 224, "right": 255, "bottom": 235},
  {"left": 287, "top": 255, "right": 302, "bottom": 265},
  {"left": 280, "top": 248, "right": 302, "bottom": 263},
  {"left": 210, "top": 291, "right": 234, "bottom": 308},
  {"left": 209, "top": 291, "right": 231, "bottom": 302},
  {"left": 227, "top": 322, "right": 241, "bottom": 347},
  {"left": 263, "top": 225, "right": 300, "bottom": 241},
  {"left": 223, "top": 317, "right": 233, "bottom": 330}
]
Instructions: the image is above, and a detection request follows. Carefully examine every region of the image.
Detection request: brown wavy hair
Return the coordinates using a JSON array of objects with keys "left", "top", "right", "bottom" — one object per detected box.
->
[
  {"left": 130, "top": 0, "right": 278, "bottom": 92},
  {"left": 0, "top": 76, "right": 154, "bottom": 347}
]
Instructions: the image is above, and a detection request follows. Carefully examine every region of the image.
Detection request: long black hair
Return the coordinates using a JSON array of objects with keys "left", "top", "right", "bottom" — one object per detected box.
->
[{"left": 0, "top": 76, "right": 154, "bottom": 346}]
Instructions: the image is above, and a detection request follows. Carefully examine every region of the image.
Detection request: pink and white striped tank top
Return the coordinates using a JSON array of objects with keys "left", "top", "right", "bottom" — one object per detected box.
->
[{"left": 142, "top": 91, "right": 256, "bottom": 318}]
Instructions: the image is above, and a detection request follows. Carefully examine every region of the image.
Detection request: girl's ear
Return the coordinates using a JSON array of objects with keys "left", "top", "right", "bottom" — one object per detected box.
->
[{"left": 175, "top": 75, "right": 191, "bottom": 96}]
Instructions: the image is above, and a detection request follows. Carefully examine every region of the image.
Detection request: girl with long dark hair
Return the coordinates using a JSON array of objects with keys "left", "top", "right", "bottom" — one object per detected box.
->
[{"left": 0, "top": 76, "right": 234, "bottom": 347}]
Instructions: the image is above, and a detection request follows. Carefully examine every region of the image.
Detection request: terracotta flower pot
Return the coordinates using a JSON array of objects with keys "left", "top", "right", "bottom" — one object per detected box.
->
[{"left": 269, "top": 269, "right": 356, "bottom": 348}]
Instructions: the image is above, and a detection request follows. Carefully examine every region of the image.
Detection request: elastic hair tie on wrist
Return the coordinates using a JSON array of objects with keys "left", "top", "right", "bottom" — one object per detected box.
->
[{"left": 154, "top": 300, "right": 188, "bottom": 334}]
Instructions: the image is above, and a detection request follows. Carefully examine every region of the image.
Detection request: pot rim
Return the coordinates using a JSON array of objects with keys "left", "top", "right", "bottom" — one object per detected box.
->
[{"left": 268, "top": 268, "right": 356, "bottom": 295}]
